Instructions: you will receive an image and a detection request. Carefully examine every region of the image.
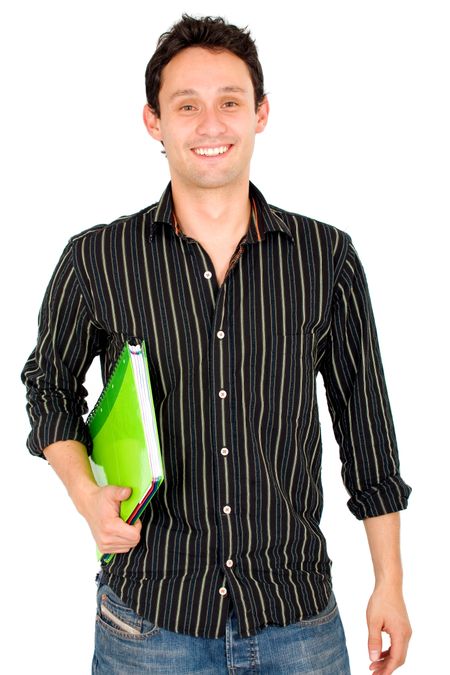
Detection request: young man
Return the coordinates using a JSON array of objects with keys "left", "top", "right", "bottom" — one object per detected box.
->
[{"left": 22, "top": 15, "right": 411, "bottom": 675}]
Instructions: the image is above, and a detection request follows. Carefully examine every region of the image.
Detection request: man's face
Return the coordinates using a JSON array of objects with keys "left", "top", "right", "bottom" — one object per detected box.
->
[{"left": 144, "top": 47, "right": 269, "bottom": 190}]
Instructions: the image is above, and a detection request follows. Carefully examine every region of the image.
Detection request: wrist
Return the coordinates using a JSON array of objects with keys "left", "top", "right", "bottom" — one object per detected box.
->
[
  {"left": 69, "top": 477, "right": 101, "bottom": 519},
  {"left": 372, "top": 559, "right": 403, "bottom": 589},
  {"left": 373, "top": 572, "right": 404, "bottom": 592}
]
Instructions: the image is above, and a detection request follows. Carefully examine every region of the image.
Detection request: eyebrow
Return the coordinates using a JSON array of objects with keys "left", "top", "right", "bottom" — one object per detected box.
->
[{"left": 169, "top": 86, "right": 248, "bottom": 100}]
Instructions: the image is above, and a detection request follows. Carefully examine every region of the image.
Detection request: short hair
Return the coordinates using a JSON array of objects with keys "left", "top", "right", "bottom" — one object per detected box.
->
[{"left": 145, "top": 14, "right": 266, "bottom": 117}]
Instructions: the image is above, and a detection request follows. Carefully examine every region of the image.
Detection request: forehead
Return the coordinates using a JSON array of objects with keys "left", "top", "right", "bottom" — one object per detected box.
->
[{"left": 159, "top": 47, "right": 253, "bottom": 97}]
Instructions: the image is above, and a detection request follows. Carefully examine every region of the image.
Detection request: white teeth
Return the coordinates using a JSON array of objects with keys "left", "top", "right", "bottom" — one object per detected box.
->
[{"left": 194, "top": 145, "right": 229, "bottom": 156}]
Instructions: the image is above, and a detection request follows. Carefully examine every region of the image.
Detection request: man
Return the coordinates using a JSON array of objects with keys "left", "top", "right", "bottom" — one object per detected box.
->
[{"left": 22, "top": 14, "right": 411, "bottom": 675}]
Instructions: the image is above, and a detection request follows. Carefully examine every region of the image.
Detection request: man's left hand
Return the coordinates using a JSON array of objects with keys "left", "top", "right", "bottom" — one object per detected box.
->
[{"left": 366, "top": 585, "right": 412, "bottom": 674}]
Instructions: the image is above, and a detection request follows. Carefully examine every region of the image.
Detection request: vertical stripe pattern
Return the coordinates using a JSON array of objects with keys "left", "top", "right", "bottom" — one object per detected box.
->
[{"left": 21, "top": 182, "right": 411, "bottom": 638}]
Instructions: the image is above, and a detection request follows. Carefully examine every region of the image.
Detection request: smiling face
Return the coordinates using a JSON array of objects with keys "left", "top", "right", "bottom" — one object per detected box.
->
[{"left": 143, "top": 47, "right": 269, "bottom": 191}]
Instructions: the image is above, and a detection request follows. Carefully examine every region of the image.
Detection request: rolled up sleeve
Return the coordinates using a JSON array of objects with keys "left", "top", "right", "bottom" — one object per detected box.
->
[
  {"left": 21, "top": 241, "right": 105, "bottom": 458},
  {"left": 320, "top": 240, "right": 411, "bottom": 519}
]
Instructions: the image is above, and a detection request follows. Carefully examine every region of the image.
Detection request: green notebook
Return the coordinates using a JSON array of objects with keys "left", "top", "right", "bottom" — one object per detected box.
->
[{"left": 87, "top": 341, "right": 164, "bottom": 564}]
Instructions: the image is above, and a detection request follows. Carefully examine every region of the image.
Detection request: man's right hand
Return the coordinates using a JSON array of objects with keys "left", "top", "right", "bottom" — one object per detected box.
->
[
  {"left": 43, "top": 441, "right": 142, "bottom": 555},
  {"left": 81, "top": 484, "right": 142, "bottom": 555}
]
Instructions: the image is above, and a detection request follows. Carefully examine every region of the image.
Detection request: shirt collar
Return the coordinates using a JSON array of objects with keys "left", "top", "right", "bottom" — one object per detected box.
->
[{"left": 149, "top": 182, "right": 294, "bottom": 244}]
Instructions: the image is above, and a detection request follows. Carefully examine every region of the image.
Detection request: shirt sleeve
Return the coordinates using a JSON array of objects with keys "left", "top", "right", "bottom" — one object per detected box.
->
[
  {"left": 21, "top": 241, "right": 106, "bottom": 458},
  {"left": 319, "top": 238, "right": 411, "bottom": 519}
]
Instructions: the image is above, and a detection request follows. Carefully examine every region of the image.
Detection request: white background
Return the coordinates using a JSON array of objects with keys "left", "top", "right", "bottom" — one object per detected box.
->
[{"left": 1, "top": 1, "right": 449, "bottom": 672}]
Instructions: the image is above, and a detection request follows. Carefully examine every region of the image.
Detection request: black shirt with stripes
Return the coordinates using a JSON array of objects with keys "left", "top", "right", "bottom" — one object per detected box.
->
[{"left": 22, "top": 182, "right": 411, "bottom": 638}]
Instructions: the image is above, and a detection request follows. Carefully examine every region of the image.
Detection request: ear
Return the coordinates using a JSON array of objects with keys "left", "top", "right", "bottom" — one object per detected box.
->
[
  {"left": 143, "top": 104, "right": 163, "bottom": 141},
  {"left": 255, "top": 96, "right": 269, "bottom": 134}
]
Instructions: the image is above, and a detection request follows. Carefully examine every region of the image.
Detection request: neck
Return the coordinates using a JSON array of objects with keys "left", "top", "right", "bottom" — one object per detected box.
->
[{"left": 170, "top": 178, "right": 251, "bottom": 244}]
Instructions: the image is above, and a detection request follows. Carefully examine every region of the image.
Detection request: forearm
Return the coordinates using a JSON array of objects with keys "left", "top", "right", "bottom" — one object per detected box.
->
[
  {"left": 43, "top": 439, "right": 100, "bottom": 518},
  {"left": 363, "top": 512, "right": 403, "bottom": 588},
  {"left": 364, "top": 512, "right": 411, "bottom": 673}
]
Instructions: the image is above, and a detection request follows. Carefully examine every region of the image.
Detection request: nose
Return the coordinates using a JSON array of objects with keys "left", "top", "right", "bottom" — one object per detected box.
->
[{"left": 196, "top": 106, "right": 227, "bottom": 137}]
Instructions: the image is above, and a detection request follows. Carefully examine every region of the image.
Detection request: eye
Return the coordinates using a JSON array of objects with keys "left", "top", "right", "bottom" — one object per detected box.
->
[
  {"left": 223, "top": 101, "right": 238, "bottom": 108},
  {"left": 180, "top": 104, "right": 196, "bottom": 112}
]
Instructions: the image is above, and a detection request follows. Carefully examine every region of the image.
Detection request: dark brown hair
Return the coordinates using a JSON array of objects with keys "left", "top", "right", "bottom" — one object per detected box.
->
[{"left": 145, "top": 14, "right": 265, "bottom": 117}]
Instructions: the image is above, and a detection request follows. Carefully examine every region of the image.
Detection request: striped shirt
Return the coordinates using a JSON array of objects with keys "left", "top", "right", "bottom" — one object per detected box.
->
[{"left": 22, "top": 182, "right": 411, "bottom": 638}]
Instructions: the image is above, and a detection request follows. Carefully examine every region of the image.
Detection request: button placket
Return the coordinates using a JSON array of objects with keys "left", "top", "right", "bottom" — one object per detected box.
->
[{"left": 210, "top": 277, "right": 236, "bottom": 603}]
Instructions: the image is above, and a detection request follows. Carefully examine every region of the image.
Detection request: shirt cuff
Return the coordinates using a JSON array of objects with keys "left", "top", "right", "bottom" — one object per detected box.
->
[
  {"left": 26, "top": 412, "right": 93, "bottom": 459},
  {"left": 347, "top": 474, "right": 412, "bottom": 520}
]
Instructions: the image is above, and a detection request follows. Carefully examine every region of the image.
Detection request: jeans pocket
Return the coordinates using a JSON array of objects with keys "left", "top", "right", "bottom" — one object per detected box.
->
[
  {"left": 96, "top": 585, "right": 159, "bottom": 640},
  {"left": 295, "top": 592, "right": 339, "bottom": 628}
]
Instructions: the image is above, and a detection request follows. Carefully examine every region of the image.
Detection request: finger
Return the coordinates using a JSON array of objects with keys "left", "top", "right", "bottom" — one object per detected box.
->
[
  {"left": 110, "top": 520, "right": 141, "bottom": 544},
  {"left": 104, "top": 485, "right": 132, "bottom": 504},
  {"left": 103, "top": 530, "right": 140, "bottom": 546},
  {"left": 100, "top": 545, "right": 132, "bottom": 555},
  {"left": 368, "top": 622, "right": 383, "bottom": 663},
  {"left": 370, "top": 661, "right": 395, "bottom": 675},
  {"left": 97, "top": 532, "right": 139, "bottom": 553},
  {"left": 379, "top": 649, "right": 390, "bottom": 657},
  {"left": 369, "top": 648, "right": 390, "bottom": 663},
  {"left": 369, "top": 653, "right": 404, "bottom": 675},
  {"left": 369, "top": 658, "right": 387, "bottom": 673},
  {"left": 98, "top": 518, "right": 141, "bottom": 547},
  {"left": 384, "top": 633, "right": 408, "bottom": 671},
  {"left": 369, "top": 651, "right": 387, "bottom": 671}
]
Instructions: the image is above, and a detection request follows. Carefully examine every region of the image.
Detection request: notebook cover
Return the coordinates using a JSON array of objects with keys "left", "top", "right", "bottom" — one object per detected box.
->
[{"left": 87, "top": 342, "right": 164, "bottom": 562}]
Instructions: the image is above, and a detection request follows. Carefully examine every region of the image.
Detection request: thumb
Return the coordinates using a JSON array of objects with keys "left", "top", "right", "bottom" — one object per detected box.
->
[
  {"left": 368, "top": 622, "right": 382, "bottom": 663},
  {"left": 107, "top": 485, "right": 132, "bottom": 502}
]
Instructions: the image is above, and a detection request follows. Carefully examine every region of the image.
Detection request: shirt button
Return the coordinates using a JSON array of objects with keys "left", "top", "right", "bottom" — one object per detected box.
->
[
  {"left": 217, "top": 330, "right": 225, "bottom": 339},
  {"left": 219, "top": 389, "right": 227, "bottom": 399},
  {"left": 204, "top": 270, "right": 212, "bottom": 279},
  {"left": 220, "top": 447, "right": 229, "bottom": 456},
  {"left": 219, "top": 587, "right": 227, "bottom": 597},
  {"left": 223, "top": 505, "right": 232, "bottom": 514},
  {"left": 226, "top": 559, "right": 234, "bottom": 568}
]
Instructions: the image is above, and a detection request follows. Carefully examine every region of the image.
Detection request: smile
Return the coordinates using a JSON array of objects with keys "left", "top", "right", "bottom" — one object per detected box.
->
[{"left": 192, "top": 145, "right": 231, "bottom": 157}]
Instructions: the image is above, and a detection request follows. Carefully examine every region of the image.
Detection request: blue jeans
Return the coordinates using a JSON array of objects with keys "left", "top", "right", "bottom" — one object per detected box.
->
[{"left": 93, "top": 584, "right": 351, "bottom": 674}]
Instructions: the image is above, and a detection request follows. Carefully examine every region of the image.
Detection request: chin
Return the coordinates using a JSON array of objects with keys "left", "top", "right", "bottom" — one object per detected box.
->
[{"left": 188, "top": 170, "right": 243, "bottom": 190}]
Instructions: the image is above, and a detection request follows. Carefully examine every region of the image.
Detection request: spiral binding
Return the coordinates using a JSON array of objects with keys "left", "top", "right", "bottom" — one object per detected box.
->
[{"left": 86, "top": 340, "right": 142, "bottom": 427}]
